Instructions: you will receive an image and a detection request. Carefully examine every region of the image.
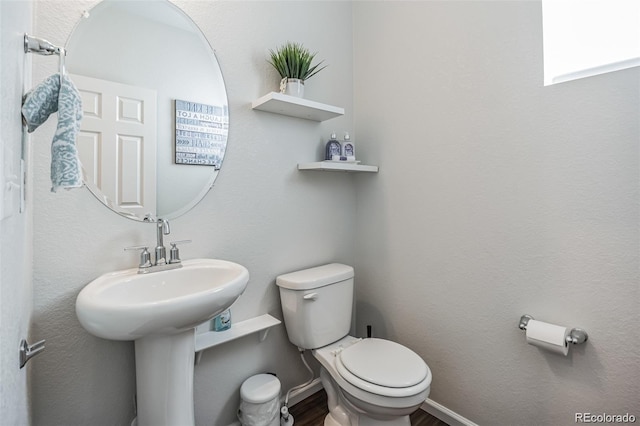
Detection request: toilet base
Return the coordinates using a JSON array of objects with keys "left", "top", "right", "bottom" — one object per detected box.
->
[
  {"left": 324, "top": 413, "right": 410, "bottom": 426},
  {"left": 320, "top": 368, "right": 414, "bottom": 426},
  {"left": 324, "top": 412, "right": 344, "bottom": 426}
]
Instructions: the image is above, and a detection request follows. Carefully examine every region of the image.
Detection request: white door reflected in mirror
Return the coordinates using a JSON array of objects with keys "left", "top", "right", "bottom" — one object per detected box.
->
[{"left": 74, "top": 74, "right": 158, "bottom": 217}]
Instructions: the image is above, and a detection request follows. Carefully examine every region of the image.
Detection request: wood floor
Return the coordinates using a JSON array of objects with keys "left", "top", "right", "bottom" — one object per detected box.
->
[{"left": 288, "top": 389, "right": 449, "bottom": 426}]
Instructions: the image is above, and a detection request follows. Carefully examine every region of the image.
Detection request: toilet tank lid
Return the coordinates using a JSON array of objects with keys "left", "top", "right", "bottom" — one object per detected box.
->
[{"left": 276, "top": 263, "right": 354, "bottom": 290}]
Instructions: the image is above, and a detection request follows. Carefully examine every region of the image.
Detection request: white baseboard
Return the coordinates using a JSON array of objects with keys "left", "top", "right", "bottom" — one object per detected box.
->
[
  {"left": 421, "top": 398, "right": 478, "bottom": 426},
  {"left": 285, "top": 377, "right": 323, "bottom": 406}
]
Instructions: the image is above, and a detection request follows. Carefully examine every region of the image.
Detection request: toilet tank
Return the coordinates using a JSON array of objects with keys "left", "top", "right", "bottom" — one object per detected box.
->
[{"left": 276, "top": 264, "right": 354, "bottom": 349}]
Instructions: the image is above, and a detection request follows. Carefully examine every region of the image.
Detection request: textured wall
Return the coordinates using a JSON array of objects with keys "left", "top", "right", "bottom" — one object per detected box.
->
[
  {"left": 31, "top": 1, "right": 353, "bottom": 425},
  {"left": 0, "top": 0, "right": 34, "bottom": 424},
  {"left": 28, "top": 1, "right": 640, "bottom": 425},
  {"left": 353, "top": 2, "right": 639, "bottom": 425}
]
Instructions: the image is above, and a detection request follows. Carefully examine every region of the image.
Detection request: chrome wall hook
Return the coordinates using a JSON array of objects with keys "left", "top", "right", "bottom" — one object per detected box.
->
[
  {"left": 19, "top": 338, "right": 46, "bottom": 368},
  {"left": 24, "top": 34, "right": 63, "bottom": 56},
  {"left": 23, "top": 34, "right": 67, "bottom": 84}
]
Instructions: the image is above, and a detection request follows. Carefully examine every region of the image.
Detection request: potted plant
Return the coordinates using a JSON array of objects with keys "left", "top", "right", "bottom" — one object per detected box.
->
[{"left": 268, "top": 42, "right": 326, "bottom": 98}]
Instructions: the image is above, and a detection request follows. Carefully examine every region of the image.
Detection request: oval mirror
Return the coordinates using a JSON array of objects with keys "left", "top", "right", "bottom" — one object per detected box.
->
[{"left": 65, "top": 0, "right": 229, "bottom": 221}]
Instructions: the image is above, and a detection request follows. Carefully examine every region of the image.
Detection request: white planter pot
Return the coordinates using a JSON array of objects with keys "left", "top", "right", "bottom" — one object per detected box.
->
[{"left": 285, "top": 78, "right": 305, "bottom": 98}]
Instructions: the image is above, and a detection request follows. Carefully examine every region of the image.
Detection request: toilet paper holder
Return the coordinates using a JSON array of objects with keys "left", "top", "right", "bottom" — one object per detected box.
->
[{"left": 518, "top": 314, "right": 588, "bottom": 345}]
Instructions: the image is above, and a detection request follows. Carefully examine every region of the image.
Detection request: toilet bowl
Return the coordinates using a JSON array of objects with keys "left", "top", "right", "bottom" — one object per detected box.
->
[
  {"left": 314, "top": 336, "right": 431, "bottom": 425},
  {"left": 276, "top": 264, "right": 432, "bottom": 426}
]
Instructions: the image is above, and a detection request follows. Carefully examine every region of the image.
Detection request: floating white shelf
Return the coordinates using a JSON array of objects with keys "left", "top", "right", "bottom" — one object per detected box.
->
[
  {"left": 195, "top": 314, "right": 281, "bottom": 354},
  {"left": 298, "top": 161, "right": 379, "bottom": 173},
  {"left": 252, "top": 92, "right": 344, "bottom": 122}
]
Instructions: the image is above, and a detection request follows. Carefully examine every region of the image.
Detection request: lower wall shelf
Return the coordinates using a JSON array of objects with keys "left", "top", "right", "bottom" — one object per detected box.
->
[
  {"left": 195, "top": 314, "right": 281, "bottom": 353},
  {"left": 298, "top": 161, "right": 379, "bottom": 173}
]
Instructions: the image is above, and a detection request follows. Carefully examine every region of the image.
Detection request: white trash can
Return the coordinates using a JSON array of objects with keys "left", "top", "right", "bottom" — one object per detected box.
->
[{"left": 237, "top": 374, "right": 281, "bottom": 426}]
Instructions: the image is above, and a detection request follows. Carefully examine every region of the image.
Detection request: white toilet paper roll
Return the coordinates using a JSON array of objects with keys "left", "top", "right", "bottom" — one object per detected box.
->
[{"left": 525, "top": 319, "right": 570, "bottom": 356}]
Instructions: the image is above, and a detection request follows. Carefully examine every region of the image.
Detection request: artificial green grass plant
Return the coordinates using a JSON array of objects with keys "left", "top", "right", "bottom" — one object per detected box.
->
[{"left": 268, "top": 42, "right": 326, "bottom": 81}]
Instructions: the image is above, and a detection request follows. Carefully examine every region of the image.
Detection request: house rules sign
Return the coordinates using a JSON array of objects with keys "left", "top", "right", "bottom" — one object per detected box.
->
[{"left": 174, "top": 99, "right": 228, "bottom": 168}]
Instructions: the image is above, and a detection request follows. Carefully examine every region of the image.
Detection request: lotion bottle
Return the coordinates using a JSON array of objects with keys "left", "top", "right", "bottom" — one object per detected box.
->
[{"left": 341, "top": 132, "right": 356, "bottom": 161}]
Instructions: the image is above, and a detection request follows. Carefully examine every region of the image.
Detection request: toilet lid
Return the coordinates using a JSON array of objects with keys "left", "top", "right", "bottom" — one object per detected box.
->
[{"left": 338, "top": 338, "right": 428, "bottom": 388}]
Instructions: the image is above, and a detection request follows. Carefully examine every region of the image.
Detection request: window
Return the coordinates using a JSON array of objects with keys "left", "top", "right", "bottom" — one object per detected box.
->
[{"left": 542, "top": 0, "right": 640, "bottom": 85}]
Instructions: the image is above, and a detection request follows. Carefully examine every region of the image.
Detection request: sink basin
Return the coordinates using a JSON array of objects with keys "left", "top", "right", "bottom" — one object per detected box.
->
[
  {"left": 76, "top": 258, "right": 249, "bottom": 340},
  {"left": 76, "top": 258, "right": 249, "bottom": 426}
]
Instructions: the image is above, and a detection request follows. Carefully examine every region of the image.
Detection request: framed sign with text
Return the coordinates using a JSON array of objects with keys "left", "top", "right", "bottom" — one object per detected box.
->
[{"left": 175, "top": 99, "right": 228, "bottom": 167}]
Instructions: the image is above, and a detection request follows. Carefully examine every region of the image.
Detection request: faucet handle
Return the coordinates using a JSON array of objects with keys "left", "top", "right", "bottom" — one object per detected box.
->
[
  {"left": 168, "top": 240, "right": 191, "bottom": 264},
  {"left": 170, "top": 240, "right": 192, "bottom": 245},
  {"left": 124, "top": 245, "right": 152, "bottom": 268}
]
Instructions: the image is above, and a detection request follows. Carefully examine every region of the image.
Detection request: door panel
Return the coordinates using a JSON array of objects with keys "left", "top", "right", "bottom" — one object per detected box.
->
[{"left": 72, "top": 74, "right": 157, "bottom": 217}]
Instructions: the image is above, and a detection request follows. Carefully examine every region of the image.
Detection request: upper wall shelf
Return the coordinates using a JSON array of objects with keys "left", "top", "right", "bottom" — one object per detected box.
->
[{"left": 252, "top": 92, "right": 344, "bottom": 122}]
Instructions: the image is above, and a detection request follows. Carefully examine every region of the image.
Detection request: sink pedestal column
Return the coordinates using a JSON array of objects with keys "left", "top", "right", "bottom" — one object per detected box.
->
[{"left": 135, "top": 329, "right": 195, "bottom": 426}]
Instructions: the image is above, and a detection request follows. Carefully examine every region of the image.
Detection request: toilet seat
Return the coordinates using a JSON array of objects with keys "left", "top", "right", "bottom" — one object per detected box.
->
[{"left": 334, "top": 338, "right": 430, "bottom": 398}]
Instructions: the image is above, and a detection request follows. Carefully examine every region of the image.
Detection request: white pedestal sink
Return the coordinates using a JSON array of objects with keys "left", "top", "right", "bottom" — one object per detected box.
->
[{"left": 76, "top": 258, "right": 249, "bottom": 426}]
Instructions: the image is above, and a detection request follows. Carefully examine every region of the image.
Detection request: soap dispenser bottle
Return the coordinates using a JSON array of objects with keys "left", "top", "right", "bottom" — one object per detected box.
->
[
  {"left": 213, "top": 309, "right": 231, "bottom": 331},
  {"left": 325, "top": 132, "right": 341, "bottom": 161},
  {"left": 342, "top": 132, "right": 355, "bottom": 161}
]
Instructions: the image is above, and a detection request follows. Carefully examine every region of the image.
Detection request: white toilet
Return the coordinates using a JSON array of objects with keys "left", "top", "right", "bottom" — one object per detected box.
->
[{"left": 276, "top": 263, "right": 432, "bottom": 426}]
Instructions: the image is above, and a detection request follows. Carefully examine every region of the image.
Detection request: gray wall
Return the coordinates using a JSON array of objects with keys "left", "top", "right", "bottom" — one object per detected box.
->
[
  {"left": 0, "top": 0, "right": 33, "bottom": 424},
  {"left": 353, "top": 2, "right": 639, "bottom": 425},
  {"left": 31, "top": 1, "right": 353, "bottom": 425}
]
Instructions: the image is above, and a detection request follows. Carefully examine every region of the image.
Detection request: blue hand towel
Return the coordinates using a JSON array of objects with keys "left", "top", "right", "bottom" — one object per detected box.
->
[{"left": 22, "top": 73, "right": 83, "bottom": 192}]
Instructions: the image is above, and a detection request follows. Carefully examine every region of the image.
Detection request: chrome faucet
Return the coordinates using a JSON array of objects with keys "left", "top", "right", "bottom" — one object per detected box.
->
[
  {"left": 125, "top": 219, "right": 191, "bottom": 274},
  {"left": 155, "top": 219, "right": 170, "bottom": 265}
]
